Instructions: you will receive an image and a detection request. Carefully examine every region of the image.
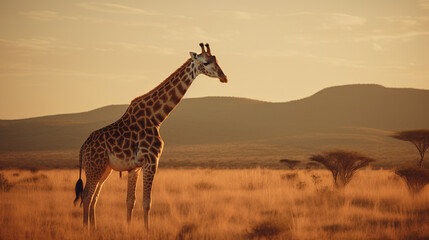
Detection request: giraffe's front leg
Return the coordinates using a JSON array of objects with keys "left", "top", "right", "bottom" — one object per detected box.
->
[
  {"left": 142, "top": 158, "right": 158, "bottom": 231},
  {"left": 127, "top": 168, "right": 140, "bottom": 223}
]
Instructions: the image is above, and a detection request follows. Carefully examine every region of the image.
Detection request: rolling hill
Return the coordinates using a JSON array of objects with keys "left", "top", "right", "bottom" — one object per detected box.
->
[{"left": 0, "top": 84, "right": 428, "bottom": 169}]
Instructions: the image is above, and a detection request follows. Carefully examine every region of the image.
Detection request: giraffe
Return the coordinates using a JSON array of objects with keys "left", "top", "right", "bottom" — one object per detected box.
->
[{"left": 73, "top": 43, "right": 227, "bottom": 230}]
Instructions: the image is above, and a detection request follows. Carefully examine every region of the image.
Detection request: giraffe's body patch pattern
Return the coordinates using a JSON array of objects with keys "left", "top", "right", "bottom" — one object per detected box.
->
[{"left": 81, "top": 123, "right": 164, "bottom": 172}]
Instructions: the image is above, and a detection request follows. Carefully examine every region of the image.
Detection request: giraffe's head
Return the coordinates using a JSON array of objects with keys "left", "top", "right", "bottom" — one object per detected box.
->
[{"left": 189, "top": 43, "right": 228, "bottom": 83}]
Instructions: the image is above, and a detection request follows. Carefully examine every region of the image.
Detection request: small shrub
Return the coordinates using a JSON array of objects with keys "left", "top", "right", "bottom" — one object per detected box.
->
[
  {"left": 25, "top": 167, "right": 39, "bottom": 173},
  {"left": 387, "top": 174, "right": 401, "bottom": 182},
  {"left": 260, "top": 210, "right": 279, "bottom": 217},
  {"left": 309, "top": 189, "right": 346, "bottom": 208},
  {"left": 0, "top": 173, "right": 13, "bottom": 192},
  {"left": 151, "top": 202, "right": 171, "bottom": 216},
  {"left": 16, "top": 174, "right": 48, "bottom": 184},
  {"left": 279, "top": 159, "right": 300, "bottom": 169},
  {"left": 350, "top": 197, "right": 375, "bottom": 209},
  {"left": 322, "top": 224, "right": 351, "bottom": 233},
  {"left": 395, "top": 165, "right": 429, "bottom": 195},
  {"left": 305, "top": 162, "right": 321, "bottom": 170},
  {"left": 194, "top": 181, "right": 216, "bottom": 190},
  {"left": 296, "top": 181, "right": 307, "bottom": 190},
  {"left": 175, "top": 223, "right": 198, "bottom": 240},
  {"left": 247, "top": 219, "right": 284, "bottom": 239},
  {"left": 280, "top": 173, "right": 297, "bottom": 181},
  {"left": 242, "top": 182, "right": 264, "bottom": 191},
  {"left": 70, "top": 211, "right": 80, "bottom": 219},
  {"left": 377, "top": 198, "right": 401, "bottom": 212},
  {"left": 311, "top": 174, "right": 322, "bottom": 186},
  {"left": 175, "top": 201, "right": 192, "bottom": 216},
  {"left": 364, "top": 218, "right": 401, "bottom": 228}
]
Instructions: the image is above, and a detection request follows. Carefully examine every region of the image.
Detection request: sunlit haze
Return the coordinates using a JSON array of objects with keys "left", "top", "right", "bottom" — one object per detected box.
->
[{"left": 1, "top": 0, "right": 429, "bottom": 119}]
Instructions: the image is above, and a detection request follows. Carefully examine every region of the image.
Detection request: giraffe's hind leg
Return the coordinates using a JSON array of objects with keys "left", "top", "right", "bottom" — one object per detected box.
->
[
  {"left": 127, "top": 168, "right": 141, "bottom": 223},
  {"left": 89, "top": 166, "right": 112, "bottom": 227},
  {"left": 82, "top": 176, "right": 97, "bottom": 227},
  {"left": 82, "top": 164, "right": 111, "bottom": 228}
]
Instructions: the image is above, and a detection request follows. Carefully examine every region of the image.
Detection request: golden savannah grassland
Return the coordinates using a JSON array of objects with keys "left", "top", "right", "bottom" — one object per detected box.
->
[{"left": 1, "top": 168, "right": 428, "bottom": 240}]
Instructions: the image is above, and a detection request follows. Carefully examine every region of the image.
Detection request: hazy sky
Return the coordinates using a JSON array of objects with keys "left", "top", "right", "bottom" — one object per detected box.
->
[{"left": 1, "top": 0, "right": 429, "bottom": 119}]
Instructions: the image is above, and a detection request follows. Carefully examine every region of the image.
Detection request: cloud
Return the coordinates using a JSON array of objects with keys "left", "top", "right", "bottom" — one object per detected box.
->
[
  {"left": 76, "top": 2, "right": 192, "bottom": 19},
  {"left": 21, "top": 10, "right": 109, "bottom": 23},
  {"left": 160, "top": 26, "right": 219, "bottom": 42},
  {"left": 0, "top": 37, "right": 84, "bottom": 53},
  {"left": 104, "top": 41, "right": 176, "bottom": 55},
  {"left": 372, "top": 43, "right": 383, "bottom": 51},
  {"left": 283, "top": 12, "right": 367, "bottom": 30},
  {"left": 281, "top": 14, "right": 428, "bottom": 46},
  {"left": 378, "top": 16, "right": 420, "bottom": 26},
  {"left": 235, "top": 49, "right": 366, "bottom": 69},
  {"left": 213, "top": 10, "right": 366, "bottom": 29},
  {"left": 212, "top": 10, "right": 264, "bottom": 20},
  {"left": 22, "top": 10, "right": 62, "bottom": 21},
  {"left": 21, "top": 10, "right": 173, "bottom": 28},
  {"left": 284, "top": 28, "right": 429, "bottom": 46},
  {"left": 289, "top": 52, "right": 366, "bottom": 69},
  {"left": 0, "top": 38, "right": 51, "bottom": 51},
  {"left": 76, "top": 2, "right": 154, "bottom": 15},
  {"left": 356, "top": 31, "right": 429, "bottom": 42},
  {"left": 324, "top": 13, "right": 367, "bottom": 27},
  {"left": 233, "top": 48, "right": 415, "bottom": 71},
  {"left": 0, "top": 63, "right": 144, "bottom": 82},
  {"left": 76, "top": 2, "right": 191, "bottom": 19}
]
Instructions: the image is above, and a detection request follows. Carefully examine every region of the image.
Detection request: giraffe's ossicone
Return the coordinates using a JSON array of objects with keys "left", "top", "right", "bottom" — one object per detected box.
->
[{"left": 73, "top": 43, "right": 227, "bottom": 230}]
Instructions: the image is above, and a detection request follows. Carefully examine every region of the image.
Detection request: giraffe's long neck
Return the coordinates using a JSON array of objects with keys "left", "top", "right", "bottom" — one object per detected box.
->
[{"left": 125, "top": 58, "right": 198, "bottom": 127}]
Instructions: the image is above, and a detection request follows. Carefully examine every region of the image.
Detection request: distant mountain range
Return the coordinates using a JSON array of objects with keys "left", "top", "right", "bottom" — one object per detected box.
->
[
  {"left": 0, "top": 84, "right": 428, "bottom": 169},
  {"left": 0, "top": 84, "right": 428, "bottom": 152}
]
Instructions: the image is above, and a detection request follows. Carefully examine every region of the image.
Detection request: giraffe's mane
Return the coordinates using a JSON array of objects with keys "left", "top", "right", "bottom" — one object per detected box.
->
[{"left": 131, "top": 58, "right": 192, "bottom": 103}]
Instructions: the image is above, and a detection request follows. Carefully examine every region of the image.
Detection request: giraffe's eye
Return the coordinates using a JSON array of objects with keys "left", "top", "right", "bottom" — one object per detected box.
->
[{"left": 203, "top": 62, "right": 210, "bottom": 66}]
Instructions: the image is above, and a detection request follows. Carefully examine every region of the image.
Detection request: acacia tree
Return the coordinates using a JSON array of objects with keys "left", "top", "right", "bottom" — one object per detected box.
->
[
  {"left": 310, "top": 150, "right": 375, "bottom": 188},
  {"left": 391, "top": 129, "right": 429, "bottom": 168},
  {"left": 395, "top": 165, "right": 429, "bottom": 195}
]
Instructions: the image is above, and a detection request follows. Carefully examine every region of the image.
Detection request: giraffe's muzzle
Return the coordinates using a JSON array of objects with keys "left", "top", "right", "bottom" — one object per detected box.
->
[{"left": 218, "top": 72, "right": 228, "bottom": 83}]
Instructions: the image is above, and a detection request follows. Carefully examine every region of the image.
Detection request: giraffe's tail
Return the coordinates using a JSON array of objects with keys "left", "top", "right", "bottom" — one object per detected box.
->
[
  {"left": 73, "top": 148, "right": 84, "bottom": 206},
  {"left": 73, "top": 179, "right": 83, "bottom": 206}
]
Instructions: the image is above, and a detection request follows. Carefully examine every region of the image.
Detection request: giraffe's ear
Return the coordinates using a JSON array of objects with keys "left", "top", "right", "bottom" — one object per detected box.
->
[{"left": 189, "top": 52, "right": 198, "bottom": 60}]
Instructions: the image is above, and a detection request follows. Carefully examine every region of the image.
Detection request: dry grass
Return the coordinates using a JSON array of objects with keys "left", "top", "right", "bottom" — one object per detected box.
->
[{"left": 1, "top": 168, "right": 429, "bottom": 240}]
